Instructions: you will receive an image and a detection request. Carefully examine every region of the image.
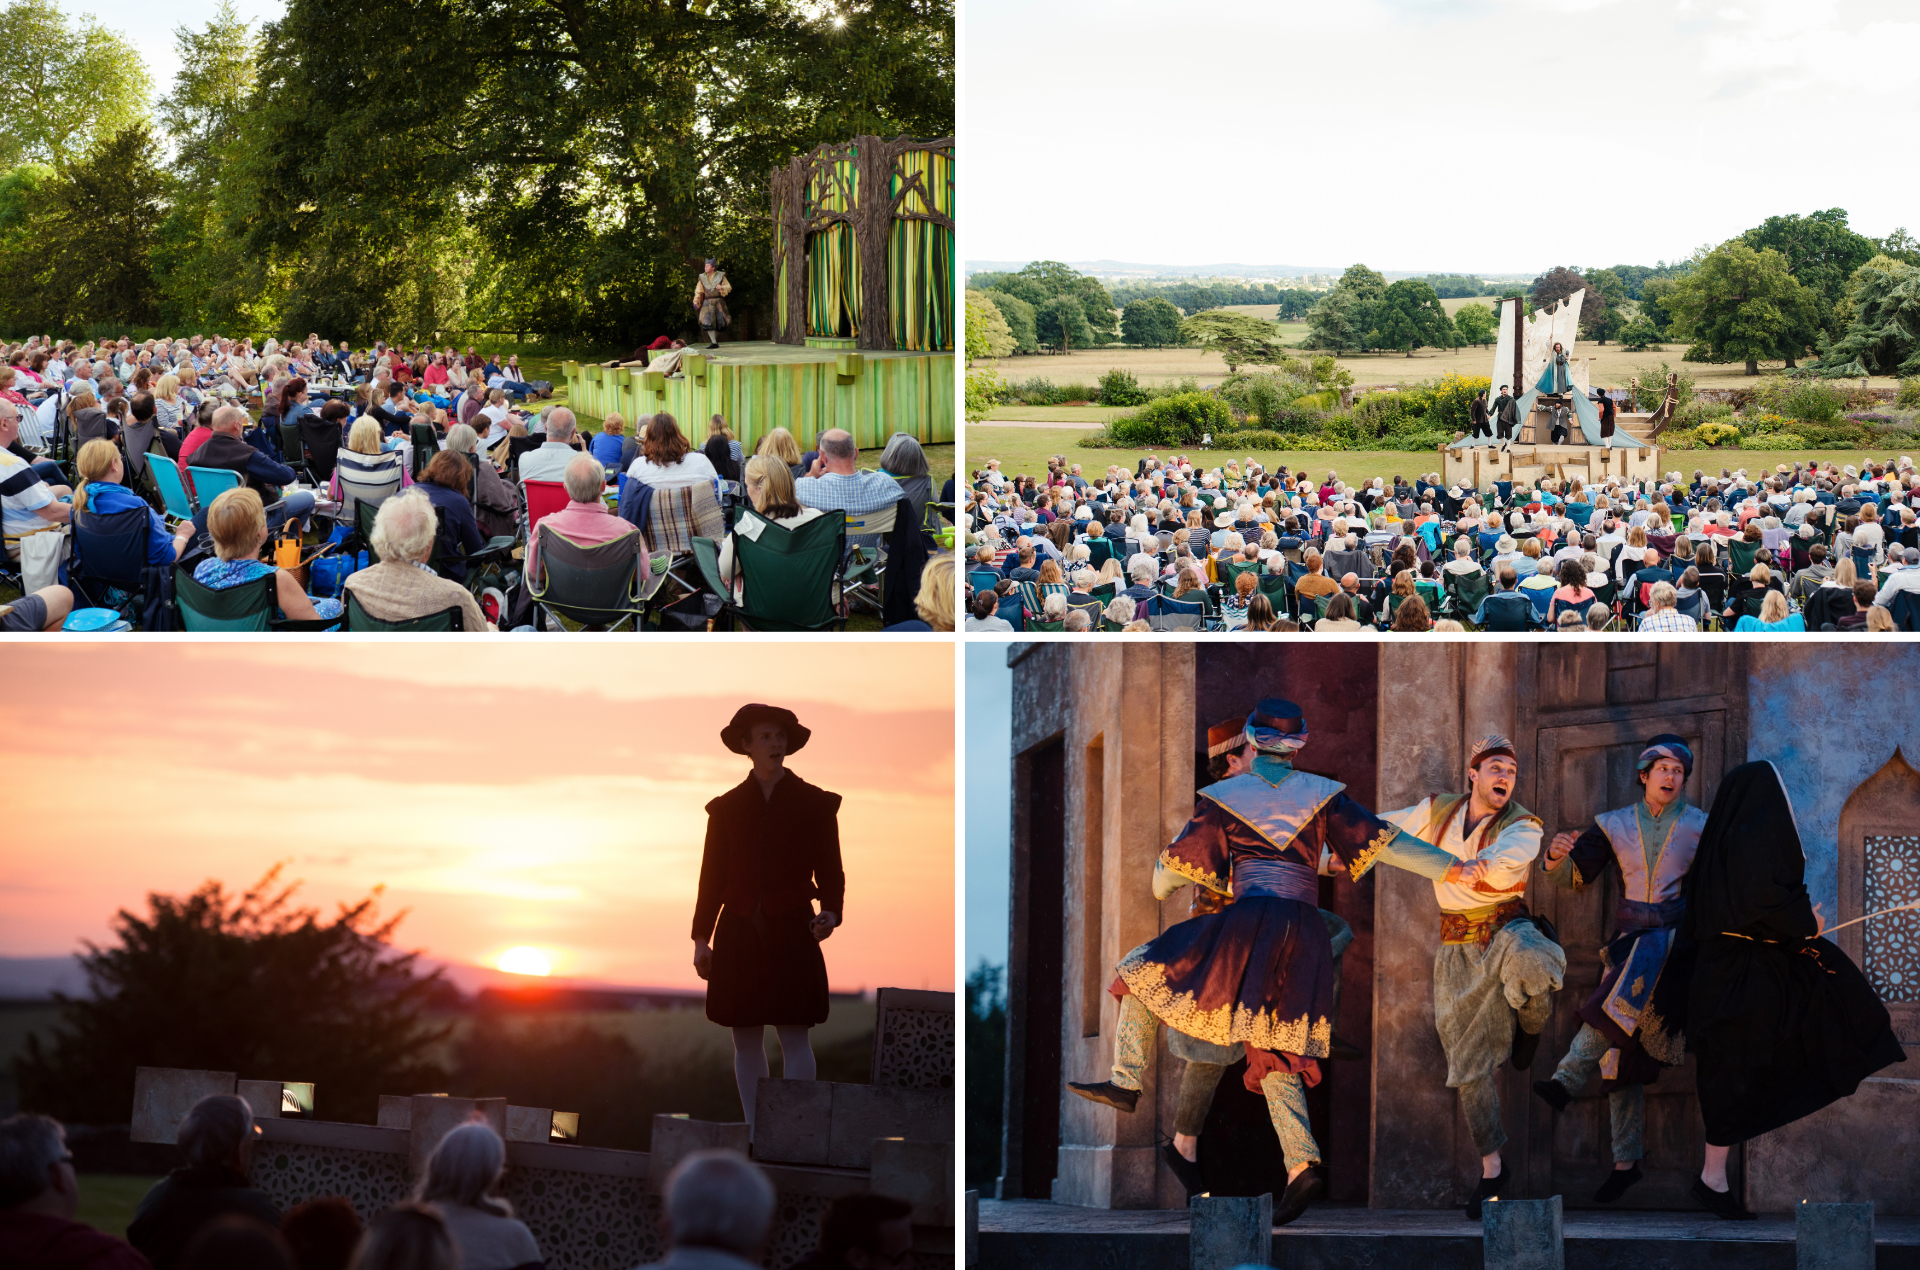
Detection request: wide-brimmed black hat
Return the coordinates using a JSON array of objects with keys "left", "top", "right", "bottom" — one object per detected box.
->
[{"left": 721, "top": 704, "right": 810, "bottom": 755}]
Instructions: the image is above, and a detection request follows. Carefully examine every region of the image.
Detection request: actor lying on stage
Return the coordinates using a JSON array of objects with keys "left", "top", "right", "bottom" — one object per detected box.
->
[
  {"left": 1533, "top": 735, "right": 1706, "bottom": 1205},
  {"left": 692, "top": 704, "right": 845, "bottom": 1142},
  {"left": 1680, "top": 760, "right": 1906, "bottom": 1219},
  {"left": 1147, "top": 717, "right": 1363, "bottom": 1201},
  {"left": 1380, "top": 735, "right": 1567, "bottom": 1219},
  {"left": 1067, "top": 700, "right": 1465, "bottom": 1225}
]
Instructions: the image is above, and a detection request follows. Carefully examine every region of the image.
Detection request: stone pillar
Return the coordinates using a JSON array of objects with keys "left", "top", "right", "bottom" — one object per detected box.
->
[
  {"left": 1189, "top": 1193, "right": 1271, "bottom": 1270},
  {"left": 964, "top": 1190, "right": 979, "bottom": 1267},
  {"left": 1796, "top": 1202, "right": 1873, "bottom": 1270},
  {"left": 1370, "top": 645, "right": 1465, "bottom": 1208},
  {"left": 1482, "top": 1195, "right": 1563, "bottom": 1270}
]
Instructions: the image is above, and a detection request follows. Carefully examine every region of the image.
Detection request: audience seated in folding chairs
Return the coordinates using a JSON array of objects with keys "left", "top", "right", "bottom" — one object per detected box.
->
[
  {"left": 1734, "top": 587, "right": 1806, "bottom": 632},
  {"left": 966, "top": 589, "right": 1014, "bottom": 631},
  {"left": 716, "top": 455, "right": 823, "bottom": 601},
  {"left": 590, "top": 411, "right": 637, "bottom": 474},
  {"left": 330, "top": 416, "right": 410, "bottom": 515},
  {"left": 794, "top": 429, "right": 903, "bottom": 519},
  {"left": 444, "top": 423, "right": 517, "bottom": 539},
  {"left": 702, "top": 415, "right": 743, "bottom": 482},
  {"left": 341, "top": 490, "right": 492, "bottom": 632},
  {"left": 627, "top": 413, "right": 717, "bottom": 490},
  {"left": 192, "top": 488, "right": 341, "bottom": 625},
  {"left": 757, "top": 426, "right": 807, "bottom": 482},
  {"left": 413, "top": 450, "right": 491, "bottom": 583}
]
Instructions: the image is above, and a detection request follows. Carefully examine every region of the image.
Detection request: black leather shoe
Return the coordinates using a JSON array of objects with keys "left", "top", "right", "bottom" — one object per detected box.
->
[
  {"left": 1593, "top": 1163, "right": 1643, "bottom": 1203},
  {"left": 1067, "top": 1080, "right": 1138, "bottom": 1112},
  {"left": 1330, "top": 1034, "right": 1366, "bottom": 1061},
  {"left": 1532, "top": 1078, "right": 1571, "bottom": 1111},
  {"left": 1511, "top": 1027, "right": 1543, "bottom": 1070},
  {"left": 1160, "top": 1141, "right": 1205, "bottom": 1197},
  {"left": 1691, "top": 1177, "right": 1757, "bottom": 1220},
  {"left": 1275, "top": 1164, "right": 1326, "bottom": 1227},
  {"left": 1465, "top": 1162, "right": 1509, "bottom": 1220}
]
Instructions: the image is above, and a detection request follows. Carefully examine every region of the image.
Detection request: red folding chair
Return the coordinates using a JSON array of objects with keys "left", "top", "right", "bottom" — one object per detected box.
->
[{"left": 523, "top": 479, "right": 570, "bottom": 539}]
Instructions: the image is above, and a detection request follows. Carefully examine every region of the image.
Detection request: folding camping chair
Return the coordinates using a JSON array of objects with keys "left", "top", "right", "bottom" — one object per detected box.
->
[
  {"left": 690, "top": 510, "right": 848, "bottom": 632},
  {"left": 525, "top": 522, "right": 658, "bottom": 631}
]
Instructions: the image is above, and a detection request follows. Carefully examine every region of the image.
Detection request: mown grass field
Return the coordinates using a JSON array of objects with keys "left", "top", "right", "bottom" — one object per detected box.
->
[
  {"left": 963, "top": 425, "right": 1917, "bottom": 491},
  {"left": 976, "top": 341, "right": 1900, "bottom": 395}
]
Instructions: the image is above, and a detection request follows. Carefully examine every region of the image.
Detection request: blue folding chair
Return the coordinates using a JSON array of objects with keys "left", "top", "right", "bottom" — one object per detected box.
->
[
  {"left": 68, "top": 506, "right": 151, "bottom": 615},
  {"left": 995, "top": 591, "right": 1025, "bottom": 631},
  {"left": 146, "top": 454, "right": 197, "bottom": 521},
  {"left": 968, "top": 569, "right": 1000, "bottom": 595},
  {"left": 188, "top": 466, "right": 242, "bottom": 505},
  {"left": 1520, "top": 580, "right": 1556, "bottom": 624}
]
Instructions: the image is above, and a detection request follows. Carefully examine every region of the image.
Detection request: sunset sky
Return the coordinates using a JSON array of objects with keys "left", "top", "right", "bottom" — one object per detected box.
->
[{"left": 0, "top": 645, "right": 955, "bottom": 996}]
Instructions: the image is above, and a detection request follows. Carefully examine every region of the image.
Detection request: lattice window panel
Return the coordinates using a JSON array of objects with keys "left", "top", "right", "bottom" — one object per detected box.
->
[
  {"left": 1864, "top": 834, "right": 1920, "bottom": 1003},
  {"left": 252, "top": 1142, "right": 408, "bottom": 1222},
  {"left": 873, "top": 1006, "right": 955, "bottom": 1090}
]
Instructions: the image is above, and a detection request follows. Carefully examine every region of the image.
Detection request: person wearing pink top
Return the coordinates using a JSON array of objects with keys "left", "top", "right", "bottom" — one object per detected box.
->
[{"left": 524, "top": 452, "right": 645, "bottom": 582}]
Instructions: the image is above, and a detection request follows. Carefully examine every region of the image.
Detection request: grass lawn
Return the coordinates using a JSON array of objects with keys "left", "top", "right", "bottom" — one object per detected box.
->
[
  {"left": 965, "top": 425, "right": 1920, "bottom": 492},
  {"left": 76, "top": 1174, "right": 160, "bottom": 1239},
  {"left": 975, "top": 343, "right": 1902, "bottom": 393},
  {"left": 983, "top": 405, "right": 1126, "bottom": 423}
]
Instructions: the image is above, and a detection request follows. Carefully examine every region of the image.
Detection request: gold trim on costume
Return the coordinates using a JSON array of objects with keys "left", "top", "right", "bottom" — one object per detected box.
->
[
  {"left": 1439, "top": 898, "right": 1529, "bottom": 946},
  {"left": 1116, "top": 948, "right": 1333, "bottom": 1057},
  {"left": 1156, "top": 847, "right": 1230, "bottom": 897},
  {"left": 1348, "top": 825, "right": 1398, "bottom": 881}
]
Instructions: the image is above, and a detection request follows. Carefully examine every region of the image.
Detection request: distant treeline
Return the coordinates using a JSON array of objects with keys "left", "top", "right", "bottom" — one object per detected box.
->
[{"left": 1106, "top": 281, "right": 1321, "bottom": 319}]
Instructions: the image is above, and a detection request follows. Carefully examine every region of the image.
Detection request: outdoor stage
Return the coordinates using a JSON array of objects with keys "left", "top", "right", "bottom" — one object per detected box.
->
[
  {"left": 975, "top": 1199, "right": 1920, "bottom": 1270},
  {"left": 562, "top": 339, "right": 955, "bottom": 454},
  {"left": 1441, "top": 411, "right": 1662, "bottom": 492}
]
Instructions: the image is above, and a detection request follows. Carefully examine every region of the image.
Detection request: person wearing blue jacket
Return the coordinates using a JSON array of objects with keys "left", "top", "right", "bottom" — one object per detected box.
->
[{"left": 72, "top": 439, "right": 195, "bottom": 566}]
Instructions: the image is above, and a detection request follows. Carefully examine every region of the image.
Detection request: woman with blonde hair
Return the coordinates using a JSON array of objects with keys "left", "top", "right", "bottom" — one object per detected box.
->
[
  {"left": 757, "top": 425, "right": 804, "bottom": 479},
  {"left": 330, "top": 414, "right": 410, "bottom": 514},
  {"left": 1734, "top": 586, "right": 1804, "bottom": 632},
  {"left": 717, "top": 453, "right": 827, "bottom": 598},
  {"left": 71, "top": 438, "right": 193, "bottom": 567},
  {"left": 590, "top": 411, "right": 634, "bottom": 472},
  {"left": 886, "top": 552, "right": 955, "bottom": 631},
  {"left": 151, "top": 374, "right": 183, "bottom": 429},
  {"left": 191, "top": 487, "right": 340, "bottom": 623}
]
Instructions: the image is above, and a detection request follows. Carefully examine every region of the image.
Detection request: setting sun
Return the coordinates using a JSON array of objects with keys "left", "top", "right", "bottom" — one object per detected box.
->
[{"left": 497, "top": 947, "right": 553, "bottom": 977}]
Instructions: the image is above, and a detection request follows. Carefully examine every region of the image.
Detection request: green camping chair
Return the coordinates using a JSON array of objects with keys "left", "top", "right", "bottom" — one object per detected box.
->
[
  {"left": 175, "top": 566, "right": 338, "bottom": 632},
  {"left": 345, "top": 590, "right": 461, "bottom": 631},
  {"left": 526, "top": 522, "right": 658, "bottom": 631},
  {"left": 691, "top": 510, "right": 848, "bottom": 632}
]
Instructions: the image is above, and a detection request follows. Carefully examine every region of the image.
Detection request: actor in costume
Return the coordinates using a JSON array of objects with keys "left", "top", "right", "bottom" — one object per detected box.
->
[
  {"left": 1680, "top": 760, "right": 1906, "bottom": 1220},
  {"left": 1067, "top": 700, "right": 1468, "bottom": 1225},
  {"left": 1152, "top": 717, "right": 1365, "bottom": 1200},
  {"left": 693, "top": 259, "right": 732, "bottom": 351},
  {"left": 692, "top": 704, "right": 845, "bottom": 1141},
  {"left": 1494, "top": 385, "right": 1519, "bottom": 446},
  {"left": 1538, "top": 342, "right": 1572, "bottom": 397},
  {"left": 1469, "top": 389, "right": 1492, "bottom": 443},
  {"left": 1532, "top": 736, "right": 1706, "bottom": 1203},
  {"left": 1381, "top": 736, "right": 1566, "bottom": 1219}
]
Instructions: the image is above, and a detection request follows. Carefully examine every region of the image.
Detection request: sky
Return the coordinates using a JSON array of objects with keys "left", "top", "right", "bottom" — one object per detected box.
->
[
  {"left": 966, "top": 0, "right": 1920, "bottom": 274},
  {"left": 964, "top": 643, "right": 1010, "bottom": 973},
  {"left": 0, "top": 644, "right": 955, "bottom": 996},
  {"left": 77, "top": 0, "right": 286, "bottom": 109}
]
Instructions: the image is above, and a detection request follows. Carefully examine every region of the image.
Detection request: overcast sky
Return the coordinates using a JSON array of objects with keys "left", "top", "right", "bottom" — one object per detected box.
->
[{"left": 966, "top": 0, "right": 1920, "bottom": 275}]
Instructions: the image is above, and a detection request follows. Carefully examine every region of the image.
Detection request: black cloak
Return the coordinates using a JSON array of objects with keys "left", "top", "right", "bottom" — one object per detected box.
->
[{"left": 1682, "top": 761, "right": 1905, "bottom": 1145}]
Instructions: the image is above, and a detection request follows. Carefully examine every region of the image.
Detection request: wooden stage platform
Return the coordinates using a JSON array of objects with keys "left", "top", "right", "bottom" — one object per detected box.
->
[
  {"left": 976, "top": 1198, "right": 1920, "bottom": 1269},
  {"left": 561, "top": 340, "right": 953, "bottom": 452}
]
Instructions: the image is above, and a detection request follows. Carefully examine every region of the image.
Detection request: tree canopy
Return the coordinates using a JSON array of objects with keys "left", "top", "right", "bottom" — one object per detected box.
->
[
  {"left": 1372, "top": 279, "right": 1459, "bottom": 356},
  {"left": 1180, "top": 310, "right": 1289, "bottom": 370},
  {"left": 1453, "top": 301, "right": 1498, "bottom": 347},
  {"left": 1121, "top": 295, "right": 1184, "bottom": 347},
  {"left": 970, "top": 261, "right": 1116, "bottom": 348},
  {"left": 966, "top": 289, "right": 1015, "bottom": 360},
  {"left": 1663, "top": 241, "right": 1823, "bottom": 374},
  {"left": 1820, "top": 255, "right": 1920, "bottom": 378},
  {"left": 15, "top": 867, "right": 455, "bottom": 1126},
  {"left": 1738, "top": 209, "right": 1879, "bottom": 342},
  {"left": 0, "top": 0, "right": 151, "bottom": 174}
]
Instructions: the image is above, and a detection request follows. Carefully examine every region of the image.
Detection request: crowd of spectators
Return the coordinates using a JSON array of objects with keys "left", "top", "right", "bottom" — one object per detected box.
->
[
  {"left": 0, "top": 1104, "right": 919, "bottom": 1270},
  {"left": 963, "top": 451, "right": 1920, "bottom": 634},
  {"left": 1, "top": 332, "right": 955, "bottom": 632}
]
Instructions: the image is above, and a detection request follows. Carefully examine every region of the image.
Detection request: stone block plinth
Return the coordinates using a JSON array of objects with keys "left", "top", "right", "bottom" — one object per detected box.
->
[
  {"left": 131, "top": 1067, "right": 237, "bottom": 1144},
  {"left": 408, "top": 1095, "right": 506, "bottom": 1178},
  {"left": 1482, "top": 1195, "right": 1563, "bottom": 1270},
  {"left": 752, "top": 1079, "right": 952, "bottom": 1171},
  {"left": 1189, "top": 1193, "right": 1270, "bottom": 1270},
  {"left": 869, "top": 1138, "right": 954, "bottom": 1225},
  {"left": 649, "top": 1114, "right": 750, "bottom": 1192},
  {"left": 1797, "top": 1201, "right": 1873, "bottom": 1270}
]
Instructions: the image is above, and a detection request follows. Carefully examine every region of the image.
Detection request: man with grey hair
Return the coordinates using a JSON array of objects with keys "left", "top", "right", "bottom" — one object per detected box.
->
[
  {"left": 0, "top": 1112, "right": 152, "bottom": 1268},
  {"left": 341, "top": 490, "right": 493, "bottom": 631},
  {"left": 1873, "top": 545, "right": 1920, "bottom": 607},
  {"left": 524, "top": 452, "right": 642, "bottom": 585},
  {"left": 128, "top": 1095, "right": 279, "bottom": 1270},
  {"left": 647, "top": 1149, "right": 775, "bottom": 1269},
  {"left": 516, "top": 406, "right": 583, "bottom": 483},
  {"left": 795, "top": 429, "right": 902, "bottom": 518}
]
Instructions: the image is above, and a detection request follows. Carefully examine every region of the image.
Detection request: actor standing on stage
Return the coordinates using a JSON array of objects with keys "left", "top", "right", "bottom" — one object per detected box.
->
[
  {"left": 692, "top": 704, "right": 844, "bottom": 1141},
  {"left": 1493, "top": 385, "right": 1519, "bottom": 448},
  {"left": 694, "top": 259, "right": 732, "bottom": 351},
  {"left": 1533, "top": 736, "right": 1706, "bottom": 1203},
  {"left": 1381, "top": 736, "right": 1566, "bottom": 1219},
  {"left": 1150, "top": 717, "right": 1363, "bottom": 1200},
  {"left": 1469, "top": 389, "right": 1492, "bottom": 443},
  {"left": 1067, "top": 700, "right": 1466, "bottom": 1225},
  {"left": 1680, "top": 760, "right": 1906, "bottom": 1219}
]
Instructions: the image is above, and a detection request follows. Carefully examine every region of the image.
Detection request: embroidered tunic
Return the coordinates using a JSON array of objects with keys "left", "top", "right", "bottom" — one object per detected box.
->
[
  {"left": 694, "top": 271, "right": 733, "bottom": 332},
  {"left": 1549, "top": 798, "right": 1707, "bottom": 1084},
  {"left": 1115, "top": 756, "right": 1454, "bottom": 1057}
]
